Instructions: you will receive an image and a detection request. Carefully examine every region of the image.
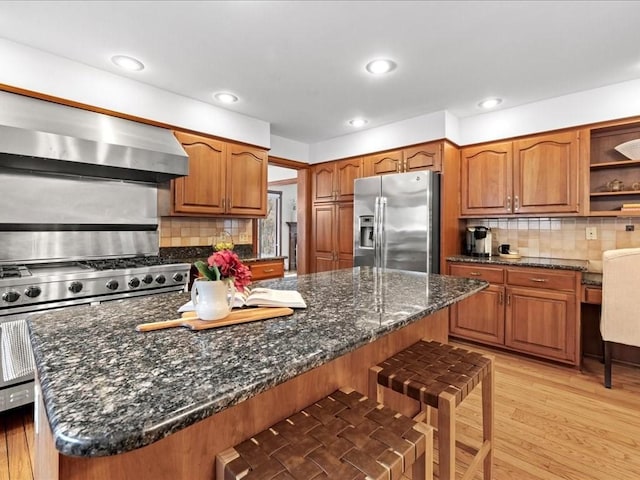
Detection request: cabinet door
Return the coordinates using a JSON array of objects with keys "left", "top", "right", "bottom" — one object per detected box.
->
[
  {"left": 513, "top": 131, "right": 580, "bottom": 214},
  {"left": 403, "top": 143, "right": 442, "bottom": 173},
  {"left": 449, "top": 284, "right": 505, "bottom": 346},
  {"left": 505, "top": 286, "right": 576, "bottom": 363},
  {"left": 336, "top": 202, "right": 354, "bottom": 269},
  {"left": 461, "top": 142, "right": 513, "bottom": 216},
  {"left": 173, "top": 132, "right": 226, "bottom": 215},
  {"left": 363, "top": 151, "right": 402, "bottom": 177},
  {"left": 311, "top": 204, "right": 336, "bottom": 272},
  {"left": 312, "top": 163, "right": 337, "bottom": 203},
  {"left": 226, "top": 144, "right": 268, "bottom": 216},
  {"left": 335, "top": 158, "right": 362, "bottom": 201}
]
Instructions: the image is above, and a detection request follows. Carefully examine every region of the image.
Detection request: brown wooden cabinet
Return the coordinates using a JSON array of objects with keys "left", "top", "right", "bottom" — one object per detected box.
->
[
  {"left": 311, "top": 157, "right": 362, "bottom": 203},
  {"left": 245, "top": 258, "right": 285, "bottom": 281},
  {"left": 172, "top": 131, "right": 268, "bottom": 216},
  {"left": 311, "top": 202, "right": 353, "bottom": 273},
  {"left": 461, "top": 131, "right": 582, "bottom": 216},
  {"left": 448, "top": 261, "right": 580, "bottom": 365},
  {"left": 589, "top": 120, "right": 640, "bottom": 216},
  {"left": 363, "top": 142, "right": 442, "bottom": 177}
]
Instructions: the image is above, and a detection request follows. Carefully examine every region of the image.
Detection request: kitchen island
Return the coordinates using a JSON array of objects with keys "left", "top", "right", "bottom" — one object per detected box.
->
[{"left": 29, "top": 267, "right": 487, "bottom": 480}]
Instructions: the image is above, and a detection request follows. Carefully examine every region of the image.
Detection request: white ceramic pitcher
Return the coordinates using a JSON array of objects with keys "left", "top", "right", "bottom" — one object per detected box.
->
[{"left": 191, "top": 279, "right": 235, "bottom": 321}]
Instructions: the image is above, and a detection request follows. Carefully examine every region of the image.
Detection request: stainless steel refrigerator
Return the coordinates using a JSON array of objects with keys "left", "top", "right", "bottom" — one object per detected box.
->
[{"left": 353, "top": 171, "right": 440, "bottom": 273}]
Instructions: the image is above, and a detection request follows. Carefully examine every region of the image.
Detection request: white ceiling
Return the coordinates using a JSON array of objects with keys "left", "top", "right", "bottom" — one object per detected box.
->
[{"left": 1, "top": 1, "right": 639, "bottom": 145}]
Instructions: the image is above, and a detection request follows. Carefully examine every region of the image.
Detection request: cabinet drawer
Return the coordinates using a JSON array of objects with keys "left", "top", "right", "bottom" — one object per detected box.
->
[
  {"left": 449, "top": 264, "right": 504, "bottom": 284},
  {"left": 582, "top": 285, "right": 602, "bottom": 304},
  {"left": 506, "top": 268, "right": 577, "bottom": 292},
  {"left": 247, "top": 260, "right": 284, "bottom": 281}
]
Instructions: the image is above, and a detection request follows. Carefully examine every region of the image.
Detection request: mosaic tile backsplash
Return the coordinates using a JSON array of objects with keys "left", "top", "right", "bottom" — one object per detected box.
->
[
  {"left": 467, "top": 217, "right": 640, "bottom": 273},
  {"left": 159, "top": 217, "right": 253, "bottom": 248}
]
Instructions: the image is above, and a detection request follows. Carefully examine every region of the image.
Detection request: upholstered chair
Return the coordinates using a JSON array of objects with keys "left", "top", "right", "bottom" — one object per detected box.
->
[{"left": 601, "top": 248, "right": 640, "bottom": 388}]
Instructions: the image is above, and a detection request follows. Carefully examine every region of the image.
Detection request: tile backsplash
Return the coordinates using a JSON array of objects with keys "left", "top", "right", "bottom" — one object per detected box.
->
[
  {"left": 467, "top": 217, "right": 640, "bottom": 272},
  {"left": 159, "top": 217, "right": 253, "bottom": 248}
]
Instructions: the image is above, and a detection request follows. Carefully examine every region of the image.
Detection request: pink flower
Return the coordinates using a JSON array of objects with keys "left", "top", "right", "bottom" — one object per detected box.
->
[{"left": 206, "top": 250, "right": 252, "bottom": 292}]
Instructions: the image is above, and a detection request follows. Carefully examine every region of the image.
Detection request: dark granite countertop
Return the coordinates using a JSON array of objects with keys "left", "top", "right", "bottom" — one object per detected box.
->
[
  {"left": 159, "top": 246, "right": 285, "bottom": 266},
  {"left": 582, "top": 272, "right": 603, "bottom": 286},
  {"left": 28, "top": 267, "right": 487, "bottom": 458},
  {"left": 447, "top": 255, "right": 589, "bottom": 272}
]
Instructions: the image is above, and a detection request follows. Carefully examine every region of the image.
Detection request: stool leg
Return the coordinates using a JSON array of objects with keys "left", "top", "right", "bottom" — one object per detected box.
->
[
  {"left": 437, "top": 391, "right": 456, "bottom": 480},
  {"left": 369, "top": 366, "right": 384, "bottom": 403},
  {"left": 482, "top": 360, "right": 495, "bottom": 480},
  {"left": 412, "top": 422, "right": 434, "bottom": 480}
]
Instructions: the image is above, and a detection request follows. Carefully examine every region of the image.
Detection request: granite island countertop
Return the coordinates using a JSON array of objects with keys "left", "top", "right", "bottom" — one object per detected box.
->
[
  {"left": 447, "top": 255, "right": 590, "bottom": 271},
  {"left": 28, "top": 267, "right": 487, "bottom": 458}
]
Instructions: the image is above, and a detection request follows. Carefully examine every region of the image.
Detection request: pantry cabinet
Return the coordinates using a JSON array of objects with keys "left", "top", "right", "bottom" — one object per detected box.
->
[
  {"left": 311, "top": 158, "right": 362, "bottom": 203},
  {"left": 172, "top": 131, "right": 268, "bottom": 217},
  {"left": 311, "top": 202, "right": 354, "bottom": 273},
  {"left": 461, "top": 130, "right": 582, "bottom": 216},
  {"left": 363, "top": 142, "right": 442, "bottom": 177},
  {"left": 448, "top": 261, "right": 581, "bottom": 365}
]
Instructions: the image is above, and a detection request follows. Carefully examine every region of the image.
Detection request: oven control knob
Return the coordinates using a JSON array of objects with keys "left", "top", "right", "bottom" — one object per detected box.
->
[
  {"left": 128, "top": 277, "right": 141, "bottom": 289},
  {"left": 68, "top": 281, "right": 83, "bottom": 294},
  {"left": 2, "top": 290, "right": 20, "bottom": 303},
  {"left": 172, "top": 273, "right": 184, "bottom": 283},
  {"left": 155, "top": 274, "right": 166, "bottom": 284},
  {"left": 24, "top": 286, "right": 42, "bottom": 298},
  {"left": 142, "top": 274, "right": 153, "bottom": 284},
  {"left": 106, "top": 280, "right": 119, "bottom": 291}
]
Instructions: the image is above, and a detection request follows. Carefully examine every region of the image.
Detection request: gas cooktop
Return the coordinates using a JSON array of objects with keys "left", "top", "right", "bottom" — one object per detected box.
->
[{"left": 0, "top": 256, "right": 190, "bottom": 313}]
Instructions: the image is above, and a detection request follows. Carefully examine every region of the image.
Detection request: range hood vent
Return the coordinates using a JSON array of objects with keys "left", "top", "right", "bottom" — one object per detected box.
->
[{"left": 0, "top": 91, "right": 188, "bottom": 183}]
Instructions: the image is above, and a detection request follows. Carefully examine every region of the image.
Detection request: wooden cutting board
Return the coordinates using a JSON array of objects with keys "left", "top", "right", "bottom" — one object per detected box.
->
[{"left": 135, "top": 307, "right": 295, "bottom": 332}]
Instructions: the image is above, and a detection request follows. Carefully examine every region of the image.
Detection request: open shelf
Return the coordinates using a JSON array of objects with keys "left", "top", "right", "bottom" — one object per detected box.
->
[{"left": 590, "top": 159, "right": 640, "bottom": 169}]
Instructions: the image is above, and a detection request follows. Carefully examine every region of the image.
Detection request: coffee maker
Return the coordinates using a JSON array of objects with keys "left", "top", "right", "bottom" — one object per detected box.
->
[{"left": 465, "top": 226, "right": 492, "bottom": 257}]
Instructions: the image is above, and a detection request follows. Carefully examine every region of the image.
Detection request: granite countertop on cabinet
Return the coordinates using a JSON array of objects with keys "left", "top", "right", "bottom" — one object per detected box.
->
[
  {"left": 158, "top": 246, "right": 285, "bottom": 265},
  {"left": 447, "top": 255, "right": 589, "bottom": 272},
  {"left": 28, "top": 267, "right": 487, "bottom": 458},
  {"left": 582, "top": 272, "right": 603, "bottom": 286}
]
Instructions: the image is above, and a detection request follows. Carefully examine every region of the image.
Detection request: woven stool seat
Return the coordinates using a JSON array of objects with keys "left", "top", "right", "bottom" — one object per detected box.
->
[
  {"left": 216, "top": 388, "right": 433, "bottom": 480},
  {"left": 370, "top": 340, "right": 494, "bottom": 480}
]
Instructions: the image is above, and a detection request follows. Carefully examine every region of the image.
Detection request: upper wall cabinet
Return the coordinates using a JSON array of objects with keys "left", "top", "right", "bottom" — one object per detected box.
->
[
  {"left": 311, "top": 157, "right": 363, "bottom": 203},
  {"left": 172, "top": 131, "right": 268, "bottom": 217},
  {"left": 461, "top": 131, "right": 582, "bottom": 216},
  {"left": 363, "top": 142, "right": 442, "bottom": 177},
  {"left": 589, "top": 120, "right": 640, "bottom": 216}
]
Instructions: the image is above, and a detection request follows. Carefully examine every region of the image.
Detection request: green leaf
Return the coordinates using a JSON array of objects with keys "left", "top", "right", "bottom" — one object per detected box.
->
[{"left": 194, "top": 260, "right": 220, "bottom": 281}]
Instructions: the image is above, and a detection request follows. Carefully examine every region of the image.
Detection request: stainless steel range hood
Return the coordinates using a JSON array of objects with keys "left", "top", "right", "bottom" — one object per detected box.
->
[{"left": 0, "top": 91, "right": 188, "bottom": 183}]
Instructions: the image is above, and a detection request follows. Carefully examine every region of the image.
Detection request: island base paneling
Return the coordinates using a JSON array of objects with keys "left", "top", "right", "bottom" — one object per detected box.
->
[{"left": 35, "top": 309, "right": 449, "bottom": 480}]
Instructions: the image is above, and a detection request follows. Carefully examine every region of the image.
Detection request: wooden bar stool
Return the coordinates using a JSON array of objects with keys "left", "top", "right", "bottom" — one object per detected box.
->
[
  {"left": 369, "top": 341, "right": 494, "bottom": 480},
  {"left": 216, "top": 388, "right": 433, "bottom": 480}
]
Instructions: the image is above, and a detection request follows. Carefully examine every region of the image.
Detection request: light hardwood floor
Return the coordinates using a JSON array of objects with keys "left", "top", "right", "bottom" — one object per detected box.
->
[{"left": 1, "top": 345, "right": 639, "bottom": 480}]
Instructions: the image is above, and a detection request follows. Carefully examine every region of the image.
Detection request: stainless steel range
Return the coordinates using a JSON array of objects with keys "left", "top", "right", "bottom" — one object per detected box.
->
[
  {"left": 0, "top": 90, "right": 192, "bottom": 413},
  {"left": 0, "top": 257, "right": 189, "bottom": 314}
]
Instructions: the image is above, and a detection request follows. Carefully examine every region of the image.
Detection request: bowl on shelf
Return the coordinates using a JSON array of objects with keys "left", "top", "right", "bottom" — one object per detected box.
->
[{"left": 614, "top": 139, "right": 640, "bottom": 160}]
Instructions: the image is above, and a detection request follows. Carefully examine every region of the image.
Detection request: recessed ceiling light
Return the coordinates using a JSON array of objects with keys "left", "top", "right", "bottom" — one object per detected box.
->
[
  {"left": 349, "top": 118, "right": 368, "bottom": 128},
  {"left": 214, "top": 92, "right": 239, "bottom": 104},
  {"left": 111, "top": 55, "right": 144, "bottom": 71},
  {"left": 478, "top": 97, "right": 503, "bottom": 109},
  {"left": 365, "top": 59, "right": 397, "bottom": 75}
]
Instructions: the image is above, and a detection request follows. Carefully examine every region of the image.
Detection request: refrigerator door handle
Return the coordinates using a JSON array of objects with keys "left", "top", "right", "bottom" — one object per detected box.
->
[
  {"left": 373, "top": 196, "right": 380, "bottom": 267},
  {"left": 379, "top": 196, "right": 387, "bottom": 269}
]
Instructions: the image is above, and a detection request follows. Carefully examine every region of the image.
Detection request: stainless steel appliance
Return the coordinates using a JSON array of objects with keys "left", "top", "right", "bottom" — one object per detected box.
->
[
  {"left": 0, "top": 91, "right": 191, "bottom": 412},
  {"left": 353, "top": 171, "right": 440, "bottom": 273},
  {"left": 464, "top": 226, "right": 493, "bottom": 257}
]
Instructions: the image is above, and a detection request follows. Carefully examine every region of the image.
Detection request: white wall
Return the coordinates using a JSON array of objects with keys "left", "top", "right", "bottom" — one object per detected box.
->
[
  {"left": 0, "top": 38, "right": 270, "bottom": 148},
  {"left": 269, "top": 135, "right": 310, "bottom": 162},
  {"left": 308, "top": 110, "right": 449, "bottom": 163},
  {"left": 458, "top": 78, "right": 640, "bottom": 146}
]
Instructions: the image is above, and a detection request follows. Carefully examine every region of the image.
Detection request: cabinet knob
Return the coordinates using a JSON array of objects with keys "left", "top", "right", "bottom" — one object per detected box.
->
[
  {"left": 514, "top": 196, "right": 520, "bottom": 212},
  {"left": 499, "top": 291, "right": 504, "bottom": 305},
  {"left": 506, "top": 196, "right": 512, "bottom": 212}
]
